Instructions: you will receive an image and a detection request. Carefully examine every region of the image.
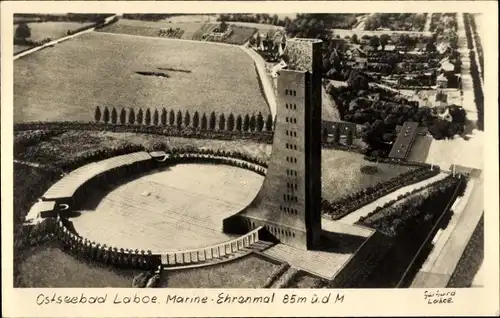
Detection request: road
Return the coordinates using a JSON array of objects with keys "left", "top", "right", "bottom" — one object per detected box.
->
[
  {"left": 13, "top": 15, "right": 119, "bottom": 61},
  {"left": 240, "top": 45, "right": 278, "bottom": 119},
  {"left": 456, "top": 13, "right": 480, "bottom": 121},
  {"left": 424, "top": 13, "right": 433, "bottom": 32},
  {"left": 338, "top": 172, "right": 449, "bottom": 224},
  {"left": 410, "top": 172, "right": 484, "bottom": 287}
]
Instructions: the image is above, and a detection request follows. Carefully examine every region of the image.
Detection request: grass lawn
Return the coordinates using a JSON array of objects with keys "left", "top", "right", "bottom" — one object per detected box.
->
[
  {"left": 14, "top": 44, "right": 31, "bottom": 54},
  {"left": 15, "top": 242, "right": 139, "bottom": 287},
  {"left": 14, "top": 32, "right": 269, "bottom": 123},
  {"left": 321, "top": 148, "right": 416, "bottom": 201},
  {"left": 160, "top": 254, "right": 279, "bottom": 288},
  {"left": 16, "top": 130, "right": 415, "bottom": 203},
  {"left": 19, "top": 21, "right": 94, "bottom": 42}
]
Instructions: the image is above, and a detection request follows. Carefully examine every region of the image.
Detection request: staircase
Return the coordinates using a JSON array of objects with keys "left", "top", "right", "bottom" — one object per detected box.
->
[{"left": 163, "top": 240, "right": 274, "bottom": 271}]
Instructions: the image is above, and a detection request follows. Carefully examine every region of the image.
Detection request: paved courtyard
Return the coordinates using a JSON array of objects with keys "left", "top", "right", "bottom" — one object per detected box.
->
[{"left": 70, "top": 163, "right": 264, "bottom": 252}]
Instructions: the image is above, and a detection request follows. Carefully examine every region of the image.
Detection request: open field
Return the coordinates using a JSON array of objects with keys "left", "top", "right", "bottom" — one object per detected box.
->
[
  {"left": 321, "top": 148, "right": 417, "bottom": 201},
  {"left": 160, "top": 254, "right": 279, "bottom": 287},
  {"left": 16, "top": 242, "right": 138, "bottom": 287},
  {"left": 14, "top": 32, "right": 269, "bottom": 123},
  {"left": 72, "top": 163, "right": 263, "bottom": 252},
  {"left": 17, "top": 21, "right": 94, "bottom": 42}
]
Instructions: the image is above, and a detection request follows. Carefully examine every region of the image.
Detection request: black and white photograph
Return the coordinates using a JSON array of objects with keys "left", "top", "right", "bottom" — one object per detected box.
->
[{"left": 2, "top": 1, "right": 499, "bottom": 316}]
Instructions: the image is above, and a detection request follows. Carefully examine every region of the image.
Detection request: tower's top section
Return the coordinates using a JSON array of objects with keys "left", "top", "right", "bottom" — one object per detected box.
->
[{"left": 284, "top": 38, "right": 323, "bottom": 73}]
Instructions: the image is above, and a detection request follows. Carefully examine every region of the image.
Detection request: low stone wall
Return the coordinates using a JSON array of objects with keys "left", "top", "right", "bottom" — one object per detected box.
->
[
  {"left": 53, "top": 218, "right": 161, "bottom": 270},
  {"left": 159, "top": 228, "right": 262, "bottom": 267}
]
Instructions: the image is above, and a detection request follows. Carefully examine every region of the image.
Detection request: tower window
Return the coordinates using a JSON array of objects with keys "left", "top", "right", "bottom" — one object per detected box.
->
[
  {"left": 285, "top": 89, "right": 288, "bottom": 95},
  {"left": 286, "top": 130, "right": 288, "bottom": 136},
  {"left": 294, "top": 104, "right": 297, "bottom": 110},
  {"left": 294, "top": 132, "right": 297, "bottom": 137},
  {"left": 285, "top": 103, "right": 288, "bottom": 109},
  {"left": 286, "top": 117, "right": 289, "bottom": 123},
  {"left": 293, "top": 90, "right": 296, "bottom": 96}
]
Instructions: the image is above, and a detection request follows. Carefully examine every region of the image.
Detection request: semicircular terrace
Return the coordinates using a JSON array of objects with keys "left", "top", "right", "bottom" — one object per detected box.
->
[{"left": 27, "top": 150, "right": 274, "bottom": 268}]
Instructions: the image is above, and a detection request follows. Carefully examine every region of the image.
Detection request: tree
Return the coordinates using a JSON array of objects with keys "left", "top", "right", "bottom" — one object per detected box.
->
[
  {"left": 236, "top": 115, "right": 243, "bottom": 131},
  {"left": 379, "top": 34, "right": 390, "bottom": 51},
  {"left": 209, "top": 112, "right": 216, "bottom": 130},
  {"left": 119, "top": 108, "right": 126, "bottom": 125},
  {"left": 103, "top": 107, "right": 110, "bottom": 124},
  {"left": 168, "top": 109, "right": 175, "bottom": 126},
  {"left": 227, "top": 113, "right": 235, "bottom": 131},
  {"left": 249, "top": 114, "right": 257, "bottom": 131},
  {"left": 160, "top": 108, "right": 167, "bottom": 125},
  {"left": 176, "top": 110, "right": 182, "bottom": 129},
  {"left": 218, "top": 113, "right": 226, "bottom": 131},
  {"left": 256, "top": 112, "right": 264, "bottom": 131},
  {"left": 201, "top": 113, "right": 208, "bottom": 130},
  {"left": 111, "top": 107, "right": 118, "bottom": 124},
  {"left": 265, "top": 114, "right": 273, "bottom": 131},
  {"left": 136, "top": 108, "right": 143, "bottom": 125},
  {"left": 243, "top": 114, "right": 250, "bottom": 131},
  {"left": 15, "top": 22, "right": 31, "bottom": 40},
  {"left": 128, "top": 108, "right": 135, "bottom": 125},
  {"left": 145, "top": 108, "right": 151, "bottom": 125},
  {"left": 184, "top": 110, "right": 191, "bottom": 127},
  {"left": 188, "top": 111, "right": 200, "bottom": 129},
  {"left": 94, "top": 106, "right": 101, "bottom": 122},
  {"left": 369, "top": 35, "right": 380, "bottom": 50},
  {"left": 351, "top": 33, "right": 359, "bottom": 44},
  {"left": 153, "top": 109, "right": 159, "bottom": 126}
]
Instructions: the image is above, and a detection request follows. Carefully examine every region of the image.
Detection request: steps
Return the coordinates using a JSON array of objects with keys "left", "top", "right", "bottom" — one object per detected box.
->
[{"left": 163, "top": 239, "right": 275, "bottom": 271}]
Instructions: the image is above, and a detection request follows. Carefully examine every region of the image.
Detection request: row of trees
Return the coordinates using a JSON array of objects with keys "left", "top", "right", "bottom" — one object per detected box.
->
[
  {"left": 468, "top": 14, "right": 484, "bottom": 79},
  {"left": 463, "top": 14, "right": 484, "bottom": 131},
  {"left": 364, "top": 13, "right": 427, "bottom": 32},
  {"left": 359, "top": 175, "right": 463, "bottom": 237},
  {"left": 94, "top": 106, "right": 274, "bottom": 133},
  {"left": 322, "top": 165, "right": 439, "bottom": 219}
]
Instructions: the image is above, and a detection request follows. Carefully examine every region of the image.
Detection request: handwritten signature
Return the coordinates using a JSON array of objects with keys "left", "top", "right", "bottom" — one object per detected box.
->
[{"left": 424, "top": 290, "right": 456, "bottom": 304}]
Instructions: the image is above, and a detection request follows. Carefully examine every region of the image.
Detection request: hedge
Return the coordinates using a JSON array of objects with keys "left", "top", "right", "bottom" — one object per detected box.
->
[{"left": 322, "top": 165, "right": 440, "bottom": 220}]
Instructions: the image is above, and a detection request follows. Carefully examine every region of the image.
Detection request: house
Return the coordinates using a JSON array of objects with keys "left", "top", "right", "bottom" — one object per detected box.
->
[
  {"left": 329, "top": 38, "right": 346, "bottom": 52},
  {"left": 352, "top": 48, "right": 368, "bottom": 69},
  {"left": 434, "top": 90, "right": 448, "bottom": 107},
  {"left": 377, "top": 44, "right": 396, "bottom": 51},
  {"left": 436, "top": 73, "right": 448, "bottom": 88},
  {"left": 439, "top": 58, "right": 455, "bottom": 73},
  {"left": 271, "top": 60, "right": 288, "bottom": 78}
]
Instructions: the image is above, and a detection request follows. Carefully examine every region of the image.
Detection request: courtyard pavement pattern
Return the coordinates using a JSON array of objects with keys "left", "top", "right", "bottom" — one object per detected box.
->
[
  {"left": 70, "top": 164, "right": 263, "bottom": 252},
  {"left": 263, "top": 220, "right": 372, "bottom": 279}
]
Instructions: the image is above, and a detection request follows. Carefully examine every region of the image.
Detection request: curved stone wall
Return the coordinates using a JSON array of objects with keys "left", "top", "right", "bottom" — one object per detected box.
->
[{"left": 26, "top": 150, "right": 269, "bottom": 269}]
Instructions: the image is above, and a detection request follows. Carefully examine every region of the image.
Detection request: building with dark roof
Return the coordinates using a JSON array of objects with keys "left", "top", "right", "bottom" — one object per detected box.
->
[{"left": 389, "top": 121, "right": 419, "bottom": 160}]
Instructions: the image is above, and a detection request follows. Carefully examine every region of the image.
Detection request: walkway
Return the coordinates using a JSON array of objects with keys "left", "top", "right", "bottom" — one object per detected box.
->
[
  {"left": 240, "top": 46, "right": 278, "bottom": 118},
  {"left": 410, "top": 172, "right": 484, "bottom": 287},
  {"left": 338, "top": 172, "right": 449, "bottom": 224},
  {"left": 424, "top": 13, "right": 433, "bottom": 32},
  {"left": 14, "top": 15, "right": 119, "bottom": 60}
]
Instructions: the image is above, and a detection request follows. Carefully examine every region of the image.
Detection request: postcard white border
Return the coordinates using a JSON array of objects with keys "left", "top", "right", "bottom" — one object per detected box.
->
[{"left": 2, "top": 1, "right": 499, "bottom": 317}]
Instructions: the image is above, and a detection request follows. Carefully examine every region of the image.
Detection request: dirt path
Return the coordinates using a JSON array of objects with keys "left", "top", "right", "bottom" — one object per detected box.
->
[{"left": 14, "top": 15, "right": 119, "bottom": 60}]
